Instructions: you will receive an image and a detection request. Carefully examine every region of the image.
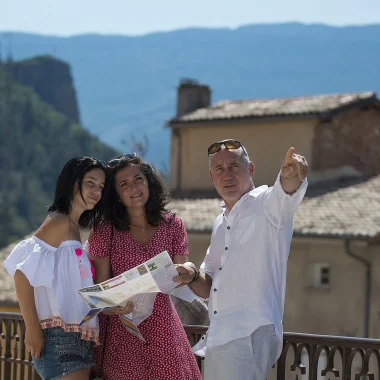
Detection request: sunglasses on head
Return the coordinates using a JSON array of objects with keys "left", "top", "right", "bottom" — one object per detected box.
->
[
  {"left": 107, "top": 152, "right": 137, "bottom": 168},
  {"left": 207, "top": 139, "right": 248, "bottom": 156}
]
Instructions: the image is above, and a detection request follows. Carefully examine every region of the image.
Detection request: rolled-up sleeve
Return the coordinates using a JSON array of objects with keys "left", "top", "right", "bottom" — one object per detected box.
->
[
  {"left": 200, "top": 246, "right": 215, "bottom": 279},
  {"left": 263, "top": 173, "right": 308, "bottom": 228}
]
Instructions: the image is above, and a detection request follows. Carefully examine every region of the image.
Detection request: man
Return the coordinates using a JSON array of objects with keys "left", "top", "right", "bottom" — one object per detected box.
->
[{"left": 173, "top": 139, "right": 308, "bottom": 380}]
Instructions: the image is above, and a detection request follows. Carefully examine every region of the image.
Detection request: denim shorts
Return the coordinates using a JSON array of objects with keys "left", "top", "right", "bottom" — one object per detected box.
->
[{"left": 32, "top": 327, "right": 94, "bottom": 380}]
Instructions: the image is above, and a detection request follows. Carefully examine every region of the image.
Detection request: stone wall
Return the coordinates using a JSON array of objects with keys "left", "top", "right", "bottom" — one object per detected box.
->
[{"left": 312, "top": 105, "right": 380, "bottom": 177}]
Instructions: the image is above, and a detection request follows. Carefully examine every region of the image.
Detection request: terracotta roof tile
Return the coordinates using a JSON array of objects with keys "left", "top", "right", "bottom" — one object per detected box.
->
[
  {"left": 294, "top": 175, "right": 380, "bottom": 239},
  {"left": 170, "top": 92, "right": 377, "bottom": 124},
  {"left": 170, "top": 198, "right": 221, "bottom": 233}
]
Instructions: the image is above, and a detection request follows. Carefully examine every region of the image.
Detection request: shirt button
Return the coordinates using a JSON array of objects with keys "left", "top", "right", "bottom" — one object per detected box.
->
[
  {"left": 227, "top": 226, "right": 230, "bottom": 229},
  {"left": 146, "top": 366, "right": 150, "bottom": 371},
  {"left": 219, "top": 267, "right": 222, "bottom": 270},
  {"left": 214, "top": 288, "right": 217, "bottom": 292},
  {"left": 225, "top": 247, "right": 228, "bottom": 250},
  {"left": 214, "top": 311, "right": 217, "bottom": 314}
]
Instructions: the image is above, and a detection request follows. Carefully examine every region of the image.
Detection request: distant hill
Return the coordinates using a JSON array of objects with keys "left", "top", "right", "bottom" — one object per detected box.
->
[
  {"left": 0, "top": 58, "right": 118, "bottom": 247},
  {"left": 2, "top": 22, "right": 380, "bottom": 166},
  {"left": 7, "top": 55, "right": 81, "bottom": 123}
]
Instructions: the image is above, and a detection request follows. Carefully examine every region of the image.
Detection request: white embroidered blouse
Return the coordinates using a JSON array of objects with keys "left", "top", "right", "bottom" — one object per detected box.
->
[{"left": 4, "top": 236, "right": 99, "bottom": 343}]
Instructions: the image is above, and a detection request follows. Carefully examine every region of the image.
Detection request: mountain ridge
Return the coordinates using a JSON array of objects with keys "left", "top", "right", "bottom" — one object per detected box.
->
[{"left": 1, "top": 22, "right": 379, "bottom": 166}]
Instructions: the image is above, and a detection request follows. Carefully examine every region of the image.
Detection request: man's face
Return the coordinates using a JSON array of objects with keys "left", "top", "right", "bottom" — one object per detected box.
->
[{"left": 209, "top": 147, "right": 254, "bottom": 208}]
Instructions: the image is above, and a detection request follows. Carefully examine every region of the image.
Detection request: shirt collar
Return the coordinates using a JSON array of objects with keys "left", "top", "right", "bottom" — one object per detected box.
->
[{"left": 220, "top": 185, "right": 269, "bottom": 217}]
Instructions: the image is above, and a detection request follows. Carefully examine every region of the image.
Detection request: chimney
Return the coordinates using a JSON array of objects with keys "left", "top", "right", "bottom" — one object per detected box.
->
[{"left": 176, "top": 79, "right": 211, "bottom": 118}]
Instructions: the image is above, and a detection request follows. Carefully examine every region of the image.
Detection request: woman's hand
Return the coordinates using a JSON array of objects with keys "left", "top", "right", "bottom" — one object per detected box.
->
[
  {"left": 25, "top": 325, "right": 44, "bottom": 359},
  {"left": 103, "top": 301, "right": 134, "bottom": 316}
]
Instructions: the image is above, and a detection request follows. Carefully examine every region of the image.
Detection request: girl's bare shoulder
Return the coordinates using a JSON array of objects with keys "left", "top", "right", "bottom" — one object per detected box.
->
[{"left": 34, "top": 213, "right": 73, "bottom": 248}]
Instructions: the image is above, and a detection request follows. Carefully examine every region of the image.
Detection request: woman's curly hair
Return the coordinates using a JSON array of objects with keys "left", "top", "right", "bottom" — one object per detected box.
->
[{"left": 104, "top": 153, "right": 171, "bottom": 230}]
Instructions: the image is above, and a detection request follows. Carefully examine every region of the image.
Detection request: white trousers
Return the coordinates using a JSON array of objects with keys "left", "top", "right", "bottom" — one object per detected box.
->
[{"left": 204, "top": 324, "right": 278, "bottom": 380}]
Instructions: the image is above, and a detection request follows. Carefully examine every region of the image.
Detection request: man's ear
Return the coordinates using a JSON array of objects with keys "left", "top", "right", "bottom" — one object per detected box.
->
[
  {"left": 249, "top": 161, "right": 255, "bottom": 177},
  {"left": 209, "top": 168, "right": 215, "bottom": 183}
]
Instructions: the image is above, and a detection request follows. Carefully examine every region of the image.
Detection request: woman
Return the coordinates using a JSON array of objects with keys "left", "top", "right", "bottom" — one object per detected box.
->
[
  {"left": 4, "top": 157, "right": 106, "bottom": 380},
  {"left": 89, "top": 153, "right": 202, "bottom": 380}
]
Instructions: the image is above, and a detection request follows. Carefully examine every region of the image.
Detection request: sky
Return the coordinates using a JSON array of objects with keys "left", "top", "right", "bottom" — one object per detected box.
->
[{"left": 1, "top": 0, "right": 380, "bottom": 36}]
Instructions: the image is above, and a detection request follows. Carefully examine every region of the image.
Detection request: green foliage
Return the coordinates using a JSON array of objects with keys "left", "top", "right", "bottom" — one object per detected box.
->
[{"left": 0, "top": 63, "right": 119, "bottom": 248}]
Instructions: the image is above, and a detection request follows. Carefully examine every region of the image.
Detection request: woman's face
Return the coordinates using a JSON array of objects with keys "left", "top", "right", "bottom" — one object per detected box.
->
[
  {"left": 114, "top": 165, "right": 149, "bottom": 210},
  {"left": 72, "top": 168, "right": 105, "bottom": 210}
]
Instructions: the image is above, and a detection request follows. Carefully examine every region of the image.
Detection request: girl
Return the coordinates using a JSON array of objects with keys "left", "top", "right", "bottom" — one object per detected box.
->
[{"left": 4, "top": 156, "right": 106, "bottom": 380}]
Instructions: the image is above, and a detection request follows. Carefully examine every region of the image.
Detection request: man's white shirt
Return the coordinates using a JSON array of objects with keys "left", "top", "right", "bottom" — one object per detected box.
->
[{"left": 193, "top": 173, "right": 308, "bottom": 359}]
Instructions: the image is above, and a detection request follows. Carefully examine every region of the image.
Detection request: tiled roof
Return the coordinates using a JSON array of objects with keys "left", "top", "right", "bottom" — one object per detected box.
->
[
  {"left": 170, "top": 175, "right": 380, "bottom": 240},
  {"left": 294, "top": 175, "right": 380, "bottom": 239},
  {"left": 170, "top": 198, "right": 221, "bottom": 233},
  {"left": 170, "top": 91, "right": 377, "bottom": 124}
]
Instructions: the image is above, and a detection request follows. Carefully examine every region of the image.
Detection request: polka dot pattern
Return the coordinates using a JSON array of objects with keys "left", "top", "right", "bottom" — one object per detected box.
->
[{"left": 89, "top": 215, "right": 202, "bottom": 380}]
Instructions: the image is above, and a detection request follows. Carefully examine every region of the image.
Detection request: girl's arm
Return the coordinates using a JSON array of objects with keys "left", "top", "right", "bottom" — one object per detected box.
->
[{"left": 14, "top": 270, "right": 44, "bottom": 359}]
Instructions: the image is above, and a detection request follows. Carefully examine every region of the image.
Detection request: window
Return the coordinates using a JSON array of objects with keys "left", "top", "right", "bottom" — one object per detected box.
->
[{"left": 309, "top": 263, "right": 331, "bottom": 289}]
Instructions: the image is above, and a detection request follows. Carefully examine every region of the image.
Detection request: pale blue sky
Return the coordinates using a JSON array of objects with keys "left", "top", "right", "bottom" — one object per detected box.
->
[{"left": 1, "top": 0, "right": 380, "bottom": 36}]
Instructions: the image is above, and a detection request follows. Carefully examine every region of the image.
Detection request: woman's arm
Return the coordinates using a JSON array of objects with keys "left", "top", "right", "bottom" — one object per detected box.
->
[
  {"left": 90, "top": 256, "right": 111, "bottom": 284},
  {"left": 87, "top": 224, "right": 133, "bottom": 315},
  {"left": 88, "top": 255, "right": 133, "bottom": 315},
  {"left": 14, "top": 270, "right": 44, "bottom": 359}
]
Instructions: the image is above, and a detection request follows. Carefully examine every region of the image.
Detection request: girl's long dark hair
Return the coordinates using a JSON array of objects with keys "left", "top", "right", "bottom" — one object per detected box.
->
[
  {"left": 105, "top": 155, "right": 170, "bottom": 230},
  {"left": 48, "top": 156, "right": 107, "bottom": 228}
]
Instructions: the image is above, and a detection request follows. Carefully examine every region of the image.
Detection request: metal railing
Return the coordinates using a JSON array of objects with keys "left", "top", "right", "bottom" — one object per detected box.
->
[
  {"left": 0, "top": 313, "right": 40, "bottom": 380},
  {"left": 183, "top": 325, "right": 380, "bottom": 380},
  {"left": 2, "top": 313, "right": 380, "bottom": 380}
]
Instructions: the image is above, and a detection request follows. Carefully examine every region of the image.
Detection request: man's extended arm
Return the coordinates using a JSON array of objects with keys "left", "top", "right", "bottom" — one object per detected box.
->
[{"left": 264, "top": 147, "right": 308, "bottom": 226}]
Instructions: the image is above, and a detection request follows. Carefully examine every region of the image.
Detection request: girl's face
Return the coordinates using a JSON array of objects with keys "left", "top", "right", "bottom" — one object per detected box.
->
[
  {"left": 72, "top": 168, "right": 105, "bottom": 211},
  {"left": 114, "top": 165, "right": 149, "bottom": 210}
]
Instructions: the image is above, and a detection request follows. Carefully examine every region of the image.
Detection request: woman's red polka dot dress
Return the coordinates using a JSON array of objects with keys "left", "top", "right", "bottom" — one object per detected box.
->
[{"left": 89, "top": 215, "right": 202, "bottom": 380}]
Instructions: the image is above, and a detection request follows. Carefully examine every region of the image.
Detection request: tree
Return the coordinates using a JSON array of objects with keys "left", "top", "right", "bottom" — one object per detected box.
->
[{"left": 121, "top": 133, "right": 149, "bottom": 158}]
